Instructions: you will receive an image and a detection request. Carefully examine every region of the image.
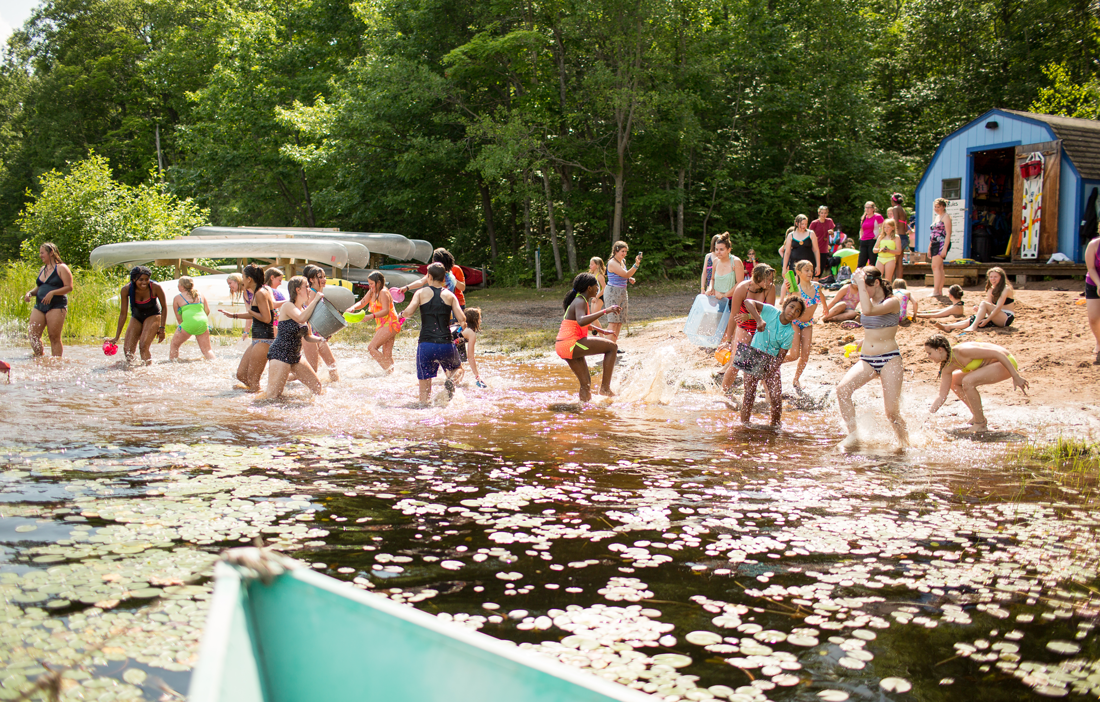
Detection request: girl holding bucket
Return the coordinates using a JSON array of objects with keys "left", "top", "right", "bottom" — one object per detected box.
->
[
  {"left": 265, "top": 276, "right": 326, "bottom": 398},
  {"left": 733, "top": 295, "right": 805, "bottom": 427}
]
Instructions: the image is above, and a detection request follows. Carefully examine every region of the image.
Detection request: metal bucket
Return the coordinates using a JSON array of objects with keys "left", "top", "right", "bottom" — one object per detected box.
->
[{"left": 308, "top": 298, "right": 348, "bottom": 339}]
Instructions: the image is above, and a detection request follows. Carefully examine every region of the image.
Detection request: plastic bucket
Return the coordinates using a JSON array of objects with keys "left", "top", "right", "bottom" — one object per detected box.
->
[
  {"left": 308, "top": 298, "right": 348, "bottom": 339},
  {"left": 683, "top": 294, "right": 730, "bottom": 348}
]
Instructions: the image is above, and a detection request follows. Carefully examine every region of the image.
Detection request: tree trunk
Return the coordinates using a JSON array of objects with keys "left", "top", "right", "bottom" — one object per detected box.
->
[
  {"left": 558, "top": 165, "right": 578, "bottom": 273},
  {"left": 508, "top": 176, "right": 519, "bottom": 253},
  {"left": 676, "top": 167, "right": 685, "bottom": 238},
  {"left": 541, "top": 170, "right": 564, "bottom": 281},
  {"left": 478, "top": 177, "right": 498, "bottom": 259},
  {"left": 300, "top": 168, "right": 316, "bottom": 228},
  {"left": 523, "top": 173, "right": 532, "bottom": 263}
]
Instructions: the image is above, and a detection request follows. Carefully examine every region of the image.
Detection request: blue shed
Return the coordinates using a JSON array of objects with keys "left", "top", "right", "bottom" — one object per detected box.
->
[{"left": 915, "top": 109, "right": 1100, "bottom": 263}]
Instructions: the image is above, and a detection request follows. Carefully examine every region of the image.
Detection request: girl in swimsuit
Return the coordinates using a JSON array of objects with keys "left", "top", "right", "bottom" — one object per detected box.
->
[
  {"left": 700, "top": 234, "right": 721, "bottom": 294},
  {"left": 221, "top": 265, "right": 276, "bottom": 392},
  {"left": 718, "top": 264, "right": 775, "bottom": 392},
  {"left": 917, "top": 285, "right": 966, "bottom": 320},
  {"left": 929, "top": 197, "right": 952, "bottom": 296},
  {"left": 169, "top": 277, "right": 215, "bottom": 361},
  {"left": 821, "top": 280, "right": 860, "bottom": 323},
  {"left": 226, "top": 273, "right": 251, "bottom": 339},
  {"left": 302, "top": 265, "right": 340, "bottom": 382},
  {"left": 923, "top": 335, "right": 1029, "bottom": 432},
  {"left": 836, "top": 267, "right": 909, "bottom": 450},
  {"left": 1085, "top": 233, "right": 1100, "bottom": 364},
  {"left": 873, "top": 218, "right": 902, "bottom": 284},
  {"left": 705, "top": 232, "right": 745, "bottom": 312},
  {"left": 785, "top": 260, "right": 821, "bottom": 391},
  {"left": 265, "top": 268, "right": 287, "bottom": 302},
  {"left": 265, "top": 276, "right": 326, "bottom": 398},
  {"left": 934, "top": 267, "right": 1015, "bottom": 332},
  {"left": 454, "top": 307, "right": 484, "bottom": 386},
  {"left": 781, "top": 215, "right": 820, "bottom": 289},
  {"left": 887, "top": 193, "right": 910, "bottom": 282},
  {"left": 108, "top": 266, "right": 167, "bottom": 366},
  {"left": 555, "top": 273, "right": 621, "bottom": 401},
  {"left": 347, "top": 271, "right": 401, "bottom": 373},
  {"left": 24, "top": 242, "right": 73, "bottom": 358},
  {"left": 589, "top": 257, "right": 607, "bottom": 326}
]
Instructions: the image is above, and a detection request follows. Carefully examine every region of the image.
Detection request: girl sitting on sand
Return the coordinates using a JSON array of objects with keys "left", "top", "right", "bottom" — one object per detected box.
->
[
  {"left": 916, "top": 285, "right": 966, "bottom": 320},
  {"left": 934, "top": 267, "right": 1015, "bottom": 332},
  {"left": 923, "top": 335, "right": 1029, "bottom": 432}
]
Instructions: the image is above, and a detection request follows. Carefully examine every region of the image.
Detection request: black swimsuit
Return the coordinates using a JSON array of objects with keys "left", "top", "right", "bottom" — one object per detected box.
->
[
  {"left": 34, "top": 267, "right": 68, "bottom": 312},
  {"left": 130, "top": 286, "right": 161, "bottom": 323},
  {"left": 267, "top": 319, "right": 303, "bottom": 365},
  {"left": 251, "top": 302, "right": 275, "bottom": 341}
]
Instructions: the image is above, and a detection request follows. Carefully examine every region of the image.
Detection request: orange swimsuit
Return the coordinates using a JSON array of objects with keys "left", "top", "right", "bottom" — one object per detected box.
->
[
  {"left": 370, "top": 297, "right": 401, "bottom": 333},
  {"left": 555, "top": 298, "right": 591, "bottom": 360}
]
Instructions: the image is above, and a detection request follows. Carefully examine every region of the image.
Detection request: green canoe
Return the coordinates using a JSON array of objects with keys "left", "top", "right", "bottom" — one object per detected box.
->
[{"left": 189, "top": 549, "right": 654, "bottom": 702}]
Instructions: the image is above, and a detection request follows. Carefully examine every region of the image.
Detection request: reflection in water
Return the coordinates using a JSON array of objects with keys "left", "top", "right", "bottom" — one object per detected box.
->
[{"left": 0, "top": 341, "right": 1098, "bottom": 701}]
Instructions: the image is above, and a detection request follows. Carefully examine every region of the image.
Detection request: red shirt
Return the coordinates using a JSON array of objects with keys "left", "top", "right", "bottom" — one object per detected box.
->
[
  {"left": 809, "top": 218, "right": 834, "bottom": 253},
  {"left": 451, "top": 266, "right": 466, "bottom": 306}
]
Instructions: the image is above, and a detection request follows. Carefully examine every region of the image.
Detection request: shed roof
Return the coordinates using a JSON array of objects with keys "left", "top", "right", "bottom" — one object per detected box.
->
[{"left": 1003, "top": 109, "right": 1100, "bottom": 181}]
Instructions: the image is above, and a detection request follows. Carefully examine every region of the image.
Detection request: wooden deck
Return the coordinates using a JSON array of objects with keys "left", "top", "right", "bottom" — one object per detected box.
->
[{"left": 902, "top": 261, "right": 1085, "bottom": 286}]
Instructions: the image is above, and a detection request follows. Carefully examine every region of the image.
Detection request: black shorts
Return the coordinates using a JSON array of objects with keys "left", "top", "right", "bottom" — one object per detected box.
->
[
  {"left": 970, "top": 311, "right": 1014, "bottom": 327},
  {"left": 1087, "top": 282, "right": 1099, "bottom": 300}
]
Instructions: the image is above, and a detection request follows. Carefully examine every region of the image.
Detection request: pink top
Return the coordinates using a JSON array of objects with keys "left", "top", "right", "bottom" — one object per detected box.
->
[
  {"left": 1089, "top": 243, "right": 1100, "bottom": 286},
  {"left": 860, "top": 213, "right": 884, "bottom": 241}
]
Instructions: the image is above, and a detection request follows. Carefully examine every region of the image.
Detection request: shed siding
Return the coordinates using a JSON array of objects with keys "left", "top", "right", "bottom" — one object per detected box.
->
[
  {"left": 915, "top": 113, "right": 1055, "bottom": 253},
  {"left": 1060, "top": 157, "right": 1079, "bottom": 259}
]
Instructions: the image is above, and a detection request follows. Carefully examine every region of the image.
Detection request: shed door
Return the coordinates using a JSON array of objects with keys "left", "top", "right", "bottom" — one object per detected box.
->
[{"left": 1013, "top": 141, "right": 1061, "bottom": 260}]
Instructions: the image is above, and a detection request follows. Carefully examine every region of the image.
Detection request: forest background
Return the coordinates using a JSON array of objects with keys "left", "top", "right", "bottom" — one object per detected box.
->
[{"left": 0, "top": 0, "right": 1097, "bottom": 285}]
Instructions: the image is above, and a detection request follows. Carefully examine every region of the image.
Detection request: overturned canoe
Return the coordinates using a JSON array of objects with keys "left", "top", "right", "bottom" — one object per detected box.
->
[
  {"left": 90, "top": 239, "right": 351, "bottom": 269},
  {"left": 189, "top": 549, "right": 653, "bottom": 702},
  {"left": 190, "top": 227, "right": 427, "bottom": 263}
]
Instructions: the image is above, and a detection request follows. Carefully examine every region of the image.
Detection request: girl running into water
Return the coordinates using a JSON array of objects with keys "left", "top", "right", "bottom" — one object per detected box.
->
[
  {"left": 589, "top": 257, "right": 607, "bottom": 321},
  {"left": 24, "top": 243, "right": 73, "bottom": 358},
  {"left": 934, "top": 267, "right": 1015, "bottom": 332},
  {"left": 718, "top": 264, "right": 776, "bottom": 392},
  {"left": 785, "top": 260, "right": 821, "bottom": 391},
  {"left": 221, "top": 265, "right": 275, "bottom": 392},
  {"left": 453, "top": 307, "right": 484, "bottom": 387},
  {"left": 735, "top": 295, "right": 805, "bottom": 427},
  {"left": 605, "top": 241, "right": 641, "bottom": 342},
  {"left": 916, "top": 285, "right": 966, "bottom": 320},
  {"left": 265, "top": 276, "right": 326, "bottom": 398},
  {"left": 108, "top": 266, "right": 167, "bottom": 365},
  {"left": 556, "top": 273, "right": 621, "bottom": 402},
  {"left": 923, "top": 335, "right": 1029, "bottom": 431},
  {"left": 347, "top": 271, "right": 401, "bottom": 373},
  {"left": 226, "top": 272, "right": 251, "bottom": 339},
  {"left": 302, "top": 265, "right": 340, "bottom": 381},
  {"left": 705, "top": 232, "right": 745, "bottom": 312},
  {"left": 836, "top": 267, "right": 909, "bottom": 449},
  {"left": 169, "top": 277, "right": 215, "bottom": 361}
]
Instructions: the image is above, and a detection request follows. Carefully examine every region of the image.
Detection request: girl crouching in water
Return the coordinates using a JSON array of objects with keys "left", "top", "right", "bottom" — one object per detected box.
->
[
  {"left": 265, "top": 276, "right": 326, "bottom": 398},
  {"left": 923, "top": 335, "right": 1029, "bottom": 431},
  {"left": 556, "top": 273, "right": 621, "bottom": 401}
]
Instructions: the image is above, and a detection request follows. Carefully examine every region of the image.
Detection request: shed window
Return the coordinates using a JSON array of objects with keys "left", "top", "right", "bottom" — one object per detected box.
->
[{"left": 942, "top": 178, "right": 962, "bottom": 200}]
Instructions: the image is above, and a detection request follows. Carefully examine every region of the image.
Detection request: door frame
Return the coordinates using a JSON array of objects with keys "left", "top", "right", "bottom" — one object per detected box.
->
[{"left": 966, "top": 141, "right": 1020, "bottom": 260}]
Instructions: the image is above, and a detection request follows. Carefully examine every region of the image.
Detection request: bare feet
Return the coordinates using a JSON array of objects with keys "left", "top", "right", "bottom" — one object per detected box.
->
[
  {"left": 578, "top": 385, "right": 592, "bottom": 402},
  {"left": 329, "top": 367, "right": 340, "bottom": 382},
  {"left": 838, "top": 432, "right": 861, "bottom": 451},
  {"left": 598, "top": 387, "right": 616, "bottom": 397},
  {"left": 932, "top": 321, "right": 948, "bottom": 332}
]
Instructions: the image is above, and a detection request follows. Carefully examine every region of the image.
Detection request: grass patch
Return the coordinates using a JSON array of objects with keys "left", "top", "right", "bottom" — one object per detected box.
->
[
  {"left": 480, "top": 327, "right": 555, "bottom": 353},
  {"left": 1009, "top": 437, "right": 1100, "bottom": 496}
]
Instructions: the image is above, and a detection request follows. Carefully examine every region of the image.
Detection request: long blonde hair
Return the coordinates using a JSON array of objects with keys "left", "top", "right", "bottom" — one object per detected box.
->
[
  {"left": 227, "top": 272, "right": 245, "bottom": 303},
  {"left": 179, "top": 276, "right": 195, "bottom": 294},
  {"left": 590, "top": 256, "right": 606, "bottom": 277}
]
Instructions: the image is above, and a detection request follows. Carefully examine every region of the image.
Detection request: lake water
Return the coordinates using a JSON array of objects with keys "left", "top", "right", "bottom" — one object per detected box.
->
[{"left": 0, "top": 340, "right": 1097, "bottom": 701}]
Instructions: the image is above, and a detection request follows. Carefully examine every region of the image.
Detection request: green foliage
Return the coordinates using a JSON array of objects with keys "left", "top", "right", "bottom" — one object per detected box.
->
[
  {"left": 0, "top": 262, "right": 121, "bottom": 341},
  {"left": 17, "top": 155, "right": 208, "bottom": 269},
  {"left": 0, "top": 0, "right": 1094, "bottom": 282},
  {"left": 1030, "top": 63, "right": 1100, "bottom": 120}
]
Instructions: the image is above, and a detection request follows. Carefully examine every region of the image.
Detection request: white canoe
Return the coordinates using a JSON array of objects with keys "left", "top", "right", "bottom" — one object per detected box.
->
[
  {"left": 410, "top": 239, "right": 433, "bottom": 263},
  {"left": 190, "top": 228, "right": 426, "bottom": 262},
  {"left": 90, "top": 239, "right": 351, "bottom": 269},
  {"left": 154, "top": 275, "right": 359, "bottom": 329}
]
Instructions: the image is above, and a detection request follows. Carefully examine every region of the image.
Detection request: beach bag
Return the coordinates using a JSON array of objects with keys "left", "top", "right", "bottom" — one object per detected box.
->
[
  {"left": 837, "top": 265, "right": 852, "bottom": 282},
  {"left": 732, "top": 342, "right": 777, "bottom": 378},
  {"left": 683, "top": 294, "right": 731, "bottom": 347}
]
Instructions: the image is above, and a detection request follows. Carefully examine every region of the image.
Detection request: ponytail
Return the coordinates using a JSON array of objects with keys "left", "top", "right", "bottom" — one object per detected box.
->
[
  {"left": 925, "top": 334, "right": 953, "bottom": 377},
  {"left": 564, "top": 273, "right": 597, "bottom": 311}
]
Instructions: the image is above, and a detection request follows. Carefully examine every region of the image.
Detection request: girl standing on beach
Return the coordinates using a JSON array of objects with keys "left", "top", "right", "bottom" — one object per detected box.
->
[
  {"left": 605, "top": 241, "right": 641, "bottom": 343},
  {"left": 929, "top": 198, "right": 952, "bottom": 296}
]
